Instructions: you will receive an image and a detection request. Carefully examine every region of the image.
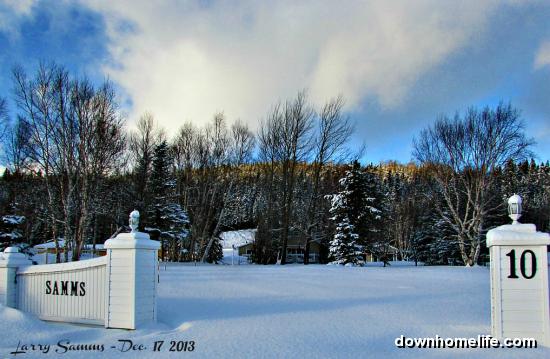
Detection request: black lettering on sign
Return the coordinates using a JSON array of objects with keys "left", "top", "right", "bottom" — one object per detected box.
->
[
  {"left": 71, "top": 282, "right": 78, "bottom": 296},
  {"left": 61, "top": 281, "right": 69, "bottom": 296},
  {"left": 45, "top": 281, "right": 86, "bottom": 296}
]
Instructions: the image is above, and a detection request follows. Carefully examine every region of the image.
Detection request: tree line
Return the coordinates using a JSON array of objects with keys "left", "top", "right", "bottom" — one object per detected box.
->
[{"left": 0, "top": 63, "right": 547, "bottom": 266}]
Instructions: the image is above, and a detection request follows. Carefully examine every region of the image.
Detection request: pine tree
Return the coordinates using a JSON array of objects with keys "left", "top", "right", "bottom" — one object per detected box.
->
[
  {"left": 362, "top": 166, "right": 385, "bottom": 261},
  {"left": 150, "top": 141, "right": 171, "bottom": 208},
  {"left": 206, "top": 238, "right": 224, "bottom": 263},
  {"left": 330, "top": 218, "right": 361, "bottom": 264},
  {"left": 161, "top": 203, "right": 190, "bottom": 261},
  {"left": 148, "top": 140, "right": 190, "bottom": 261},
  {"left": 0, "top": 212, "right": 25, "bottom": 250},
  {"left": 327, "top": 161, "right": 368, "bottom": 265}
]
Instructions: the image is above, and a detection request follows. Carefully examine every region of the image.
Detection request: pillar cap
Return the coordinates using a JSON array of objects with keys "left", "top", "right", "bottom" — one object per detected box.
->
[
  {"left": 487, "top": 223, "right": 550, "bottom": 247},
  {"left": 0, "top": 246, "right": 32, "bottom": 267},
  {"left": 104, "top": 232, "right": 160, "bottom": 250}
]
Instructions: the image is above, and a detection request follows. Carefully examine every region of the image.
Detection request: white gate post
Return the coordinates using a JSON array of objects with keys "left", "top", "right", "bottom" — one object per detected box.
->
[
  {"left": 0, "top": 247, "right": 32, "bottom": 307},
  {"left": 487, "top": 195, "right": 550, "bottom": 346},
  {"left": 104, "top": 210, "right": 160, "bottom": 329}
]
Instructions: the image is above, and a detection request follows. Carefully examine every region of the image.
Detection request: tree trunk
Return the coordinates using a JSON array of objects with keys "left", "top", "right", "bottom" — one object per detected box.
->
[{"left": 201, "top": 180, "right": 234, "bottom": 263}]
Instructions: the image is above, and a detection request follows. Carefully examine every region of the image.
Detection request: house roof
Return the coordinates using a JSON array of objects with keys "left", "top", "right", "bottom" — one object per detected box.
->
[
  {"left": 34, "top": 239, "right": 66, "bottom": 249},
  {"left": 220, "top": 229, "right": 256, "bottom": 249}
]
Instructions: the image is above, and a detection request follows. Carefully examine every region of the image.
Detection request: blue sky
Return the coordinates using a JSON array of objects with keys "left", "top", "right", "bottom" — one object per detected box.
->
[{"left": 0, "top": 0, "right": 549, "bottom": 164}]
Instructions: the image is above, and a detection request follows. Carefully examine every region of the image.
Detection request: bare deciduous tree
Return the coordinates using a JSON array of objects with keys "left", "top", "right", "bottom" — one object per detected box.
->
[
  {"left": 11, "top": 63, "right": 126, "bottom": 261},
  {"left": 230, "top": 120, "right": 255, "bottom": 165},
  {"left": 413, "top": 103, "right": 534, "bottom": 266},
  {"left": 129, "top": 112, "right": 163, "bottom": 221},
  {"left": 303, "top": 96, "right": 353, "bottom": 264},
  {"left": 13, "top": 63, "right": 63, "bottom": 261},
  {"left": 200, "top": 115, "right": 256, "bottom": 262}
]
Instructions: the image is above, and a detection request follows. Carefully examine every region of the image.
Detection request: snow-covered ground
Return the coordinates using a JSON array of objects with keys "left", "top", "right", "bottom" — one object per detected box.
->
[
  {"left": 1, "top": 264, "right": 548, "bottom": 358},
  {"left": 220, "top": 248, "right": 250, "bottom": 265}
]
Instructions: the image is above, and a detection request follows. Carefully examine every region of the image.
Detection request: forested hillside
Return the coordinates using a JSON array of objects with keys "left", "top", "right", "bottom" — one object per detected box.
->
[{"left": 1, "top": 64, "right": 548, "bottom": 265}]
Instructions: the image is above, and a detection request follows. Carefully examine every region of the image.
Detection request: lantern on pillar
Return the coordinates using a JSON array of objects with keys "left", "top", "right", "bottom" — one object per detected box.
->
[
  {"left": 507, "top": 194, "right": 522, "bottom": 224},
  {"left": 129, "top": 210, "right": 140, "bottom": 233},
  {"left": 487, "top": 194, "right": 550, "bottom": 346}
]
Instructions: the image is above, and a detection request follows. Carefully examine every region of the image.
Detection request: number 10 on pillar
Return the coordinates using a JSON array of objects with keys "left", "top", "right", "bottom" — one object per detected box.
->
[
  {"left": 487, "top": 236, "right": 550, "bottom": 345},
  {"left": 505, "top": 248, "right": 537, "bottom": 279}
]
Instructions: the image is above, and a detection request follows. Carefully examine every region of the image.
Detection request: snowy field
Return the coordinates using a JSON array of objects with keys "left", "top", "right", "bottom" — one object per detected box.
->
[{"left": 1, "top": 264, "right": 548, "bottom": 358}]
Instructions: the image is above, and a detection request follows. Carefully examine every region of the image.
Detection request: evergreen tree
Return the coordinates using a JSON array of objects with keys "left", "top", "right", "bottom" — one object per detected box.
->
[
  {"left": 148, "top": 140, "right": 190, "bottom": 261},
  {"left": 0, "top": 213, "right": 25, "bottom": 250},
  {"left": 362, "top": 166, "right": 385, "bottom": 261},
  {"left": 206, "top": 238, "right": 224, "bottom": 263},
  {"left": 328, "top": 213, "right": 361, "bottom": 265},
  {"left": 150, "top": 141, "right": 171, "bottom": 206},
  {"left": 327, "top": 161, "right": 370, "bottom": 265},
  {"left": 161, "top": 203, "right": 190, "bottom": 261}
]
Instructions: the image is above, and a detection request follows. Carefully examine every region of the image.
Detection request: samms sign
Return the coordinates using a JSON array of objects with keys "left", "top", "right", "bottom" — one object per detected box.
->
[
  {"left": 45, "top": 280, "right": 86, "bottom": 296},
  {"left": 16, "top": 257, "right": 107, "bottom": 325},
  {"left": 0, "top": 211, "right": 160, "bottom": 329}
]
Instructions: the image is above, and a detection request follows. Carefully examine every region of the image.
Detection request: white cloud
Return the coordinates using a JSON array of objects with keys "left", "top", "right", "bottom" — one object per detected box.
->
[
  {"left": 534, "top": 41, "right": 550, "bottom": 70},
  {"left": 77, "top": 0, "right": 501, "bottom": 131},
  {"left": 1, "top": 0, "right": 35, "bottom": 15},
  {"left": 0, "top": 0, "right": 37, "bottom": 36}
]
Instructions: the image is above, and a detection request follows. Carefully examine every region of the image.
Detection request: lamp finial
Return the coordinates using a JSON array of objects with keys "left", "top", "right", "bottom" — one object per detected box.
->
[{"left": 129, "top": 210, "right": 140, "bottom": 233}]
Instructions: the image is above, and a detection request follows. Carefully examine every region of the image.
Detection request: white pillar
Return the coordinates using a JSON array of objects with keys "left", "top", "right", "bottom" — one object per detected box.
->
[
  {"left": 0, "top": 247, "right": 32, "bottom": 307},
  {"left": 104, "top": 212, "right": 160, "bottom": 329},
  {"left": 487, "top": 223, "right": 550, "bottom": 346}
]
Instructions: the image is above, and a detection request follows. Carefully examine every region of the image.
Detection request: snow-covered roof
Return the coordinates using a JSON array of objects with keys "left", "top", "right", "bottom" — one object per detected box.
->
[
  {"left": 220, "top": 229, "right": 256, "bottom": 249},
  {"left": 2, "top": 215, "right": 25, "bottom": 225},
  {"left": 0, "top": 232, "right": 22, "bottom": 240},
  {"left": 34, "top": 239, "right": 66, "bottom": 249}
]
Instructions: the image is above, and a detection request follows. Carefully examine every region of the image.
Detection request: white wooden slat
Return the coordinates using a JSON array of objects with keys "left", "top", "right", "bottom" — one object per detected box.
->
[
  {"left": 502, "top": 320, "right": 543, "bottom": 332},
  {"left": 501, "top": 310, "right": 544, "bottom": 323},
  {"left": 15, "top": 262, "right": 107, "bottom": 323}
]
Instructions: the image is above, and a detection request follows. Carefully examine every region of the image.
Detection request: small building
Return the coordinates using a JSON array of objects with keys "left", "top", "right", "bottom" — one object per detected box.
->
[
  {"left": 220, "top": 229, "right": 256, "bottom": 259},
  {"left": 364, "top": 244, "right": 399, "bottom": 262},
  {"left": 219, "top": 229, "right": 323, "bottom": 264},
  {"left": 33, "top": 239, "right": 66, "bottom": 264},
  {"left": 33, "top": 240, "right": 108, "bottom": 263},
  {"left": 282, "top": 236, "right": 322, "bottom": 264},
  {"left": 82, "top": 244, "right": 107, "bottom": 257}
]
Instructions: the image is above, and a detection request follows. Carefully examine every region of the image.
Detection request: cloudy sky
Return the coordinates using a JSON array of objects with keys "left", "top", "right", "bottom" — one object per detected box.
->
[{"left": 0, "top": 0, "right": 549, "bottom": 163}]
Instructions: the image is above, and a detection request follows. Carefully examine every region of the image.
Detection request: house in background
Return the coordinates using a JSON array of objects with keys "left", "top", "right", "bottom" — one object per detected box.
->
[
  {"left": 282, "top": 235, "right": 322, "bottom": 264},
  {"left": 220, "top": 229, "right": 256, "bottom": 263},
  {"left": 219, "top": 229, "right": 323, "bottom": 264},
  {"left": 33, "top": 240, "right": 107, "bottom": 263},
  {"left": 33, "top": 239, "right": 66, "bottom": 264},
  {"left": 364, "top": 244, "right": 399, "bottom": 262}
]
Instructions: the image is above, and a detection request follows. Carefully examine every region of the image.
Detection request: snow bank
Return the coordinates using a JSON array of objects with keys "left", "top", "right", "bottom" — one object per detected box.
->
[
  {"left": 220, "top": 248, "right": 250, "bottom": 265},
  {"left": 0, "top": 265, "right": 547, "bottom": 358}
]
